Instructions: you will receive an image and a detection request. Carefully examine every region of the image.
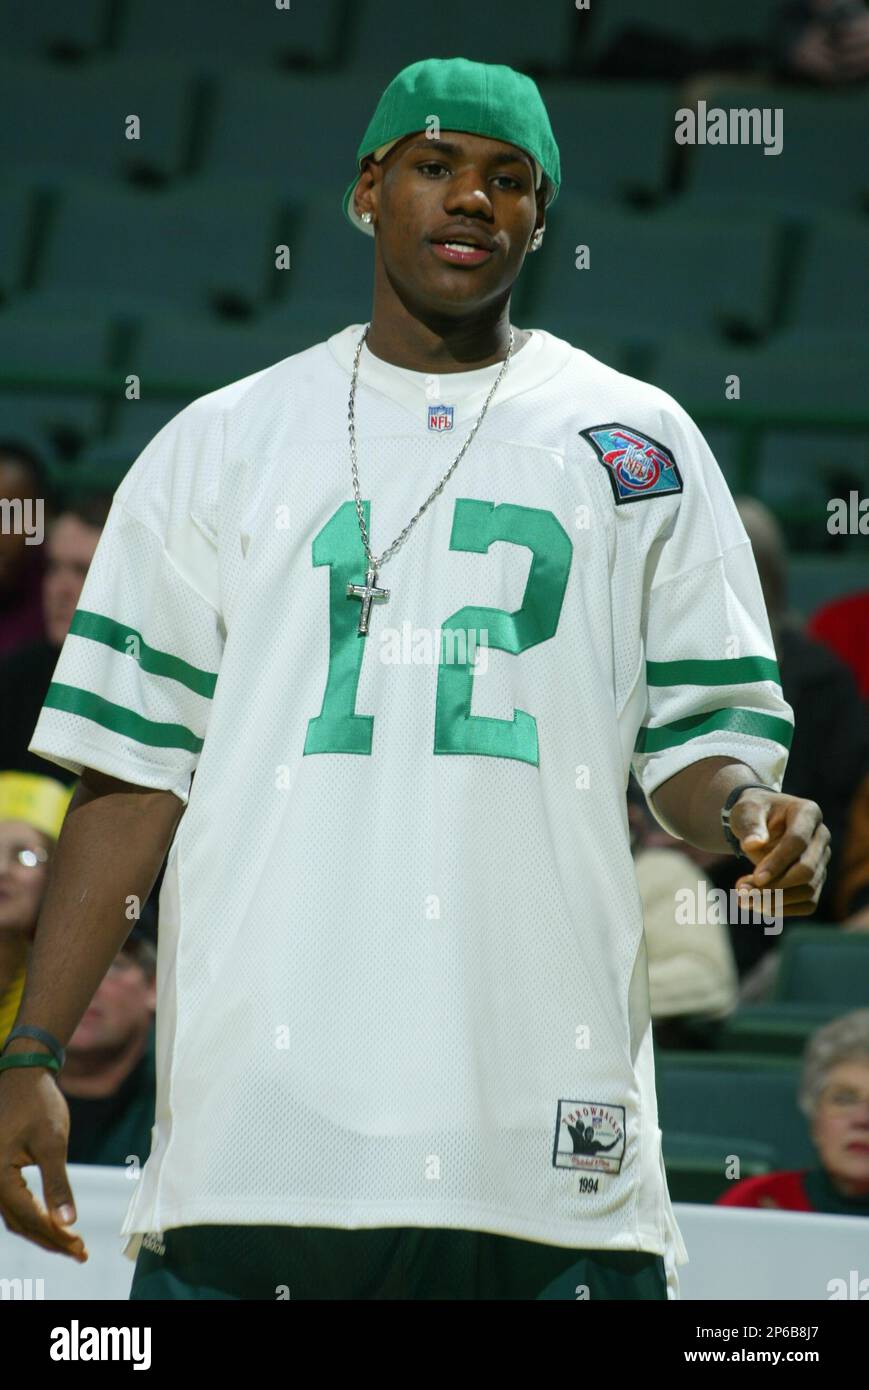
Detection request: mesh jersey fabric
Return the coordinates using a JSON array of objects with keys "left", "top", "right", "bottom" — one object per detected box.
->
[{"left": 28, "top": 323, "right": 793, "bottom": 1273}]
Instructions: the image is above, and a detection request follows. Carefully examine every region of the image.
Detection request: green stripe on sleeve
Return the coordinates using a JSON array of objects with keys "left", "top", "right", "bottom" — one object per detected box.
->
[
  {"left": 645, "top": 656, "right": 781, "bottom": 687},
  {"left": 43, "top": 683, "right": 204, "bottom": 753},
  {"left": 70, "top": 610, "right": 218, "bottom": 698},
  {"left": 635, "top": 707, "right": 794, "bottom": 754}
]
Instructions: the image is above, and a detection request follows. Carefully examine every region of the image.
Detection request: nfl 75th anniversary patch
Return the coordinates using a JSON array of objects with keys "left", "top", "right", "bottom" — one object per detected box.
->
[
  {"left": 553, "top": 1100, "right": 626, "bottom": 1174},
  {"left": 580, "top": 424, "right": 683, "bottom": 505}
]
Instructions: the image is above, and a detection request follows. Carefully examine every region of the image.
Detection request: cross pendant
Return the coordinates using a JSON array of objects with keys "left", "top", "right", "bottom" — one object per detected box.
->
[{"left": 347, "top": 565, "right": 390, "bottom": 635}]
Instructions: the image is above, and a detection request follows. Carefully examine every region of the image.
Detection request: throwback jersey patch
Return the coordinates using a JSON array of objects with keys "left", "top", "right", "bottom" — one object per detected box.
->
[
  {"left": 553, "top": 1100, "right": 626, "bottom": 1174},
  {"left": 580, "top": 424, "right": 683, "bottom": 505}
]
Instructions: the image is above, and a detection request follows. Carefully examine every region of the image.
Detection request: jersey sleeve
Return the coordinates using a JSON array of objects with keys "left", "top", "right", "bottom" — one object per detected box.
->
[
  {"left": 28, "top": 402, "right": 225, "bottom": 806},
  {"left": 630, "top": 400, "right": 794, "bottom": 834}
]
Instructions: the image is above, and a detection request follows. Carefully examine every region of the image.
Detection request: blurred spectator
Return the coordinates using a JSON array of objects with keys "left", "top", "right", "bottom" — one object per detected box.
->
[
  {"left": 808, "top": 590, "right": 869, "bottom": 701},
  {"left": 773, "top": 0, "right": 869, "bottom": 83},
  {"left": 0, "top": 766, "right": 156, "bottom": 1166},
  {"left": 0, "top": 441, "right": 52, "bottom": 658},
  {"left": 717, "top": 1010, "right": 869, "bottom": 1210},
  {"left": 835, "top": 772, "right": 869, "bottom": 926},
  {"left": 629, "top": 780, "right": 739, "bottom": 1050},
  {"left": 0, "top": 489, "right": 111, "bottom": 784},
  {"left": 60, "top": 913, "right": 157, "bottom": 1170},
  {"left": 0, "top": 771, "right": 74, "bottom": 1048},
  {"left": 702, "top": 498, "right": 869, "bottom": 984},
  {"left": 590, "top": 8, "right": 767, "bottom": 80}
]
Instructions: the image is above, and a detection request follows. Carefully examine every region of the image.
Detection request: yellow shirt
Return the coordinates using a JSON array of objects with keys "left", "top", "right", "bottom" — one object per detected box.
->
[{"left": 0, "top": 968, "right": 26, "bottom": 1050}]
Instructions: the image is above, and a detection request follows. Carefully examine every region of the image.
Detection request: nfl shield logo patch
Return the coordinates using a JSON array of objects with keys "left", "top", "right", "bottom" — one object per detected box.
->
[
  {"left": 428, "top": 403, "right": 454, "bottom": 431},
  {"left": 580, "top": 423, "right": 683, "bottom": 504}
]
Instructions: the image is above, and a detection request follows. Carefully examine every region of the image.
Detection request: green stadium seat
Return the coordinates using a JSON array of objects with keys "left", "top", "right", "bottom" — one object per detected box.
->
[
  {"left": 645, "top": 332, "right": 869, "bottom": 528},
  {"left": 199, "top": 73, "right": 375, "bottom": 188},
  {"left": 0, "top": 395, "right": 104, "bottom": 461},
  {"left": 715, "top": 1002, "right": 842, "bottom": 1058},
  {"left": 96, "top": 403, "right": 188, "bottom": 455},
  {"left": 788, "top": 558, "right": 869, "bottom": 619},
  {"left": 348, "top": 0, "right": 578, "bottom": 85},
  {"left": 0, "top": 308, "right": 115, "bottom": 456},
  {"left": 683, "top": 86, "right": 869, "bottom": 217},
  {"left": 775, "top": 327, "right": 869, "bottom": 358},
  {"left": 260, "top": 302, "right": 372, "bottom": 351},
  {"left": 259, "top": 191, "right": 376, "bottom": 322},
  {"left": 0, "top": 184, "right": 35, "bottom": 302},
  {"left": 526, "top": 200, "right": 780, "bottom": 347},
  {"left": 118, "top": 0, "right": 341, "bottom": 73},
  {"left": 0, "top": 307, "right": 114, "bottom": 375},
  {"left": 584, "top": 0, "right": 783, "bottom": 63},
  {"left": 130, "top": 311, "right": 309, "bottom": 387},
  {"left": 773, "top": 927, "right": 869, "bottom": 1007},
  {"left": 0, "top": 58, "right": 196, "bottom": 185},
  {"left": 649, "top": 336, "right": 869, "bottom": 416},
  {"left": 0, "top": 0, "right": 108, "bottom": 61},
  {"left": 757, "top": 428, "right": 868, "bottom": 512},
  {"left": 662, "top": 1131, "right": 777, "bottom": 1204},
  {"left": 786, "top": 216, "right": 869, "bottom": 335},
  {"left": 51, "top": 437, "right": 155, "bottom": 495},
  {"left": 98, "top": 313, "right": 313, "bottom": 441},
  {"left": 36, "top": 178, "right": 287, "bottom": 316},
  {"left": 534, "top": 81, "right": 676, "bottom": 204},
  {"left": 655, "top": 1051, "right": 816, "bottom": 1168}
]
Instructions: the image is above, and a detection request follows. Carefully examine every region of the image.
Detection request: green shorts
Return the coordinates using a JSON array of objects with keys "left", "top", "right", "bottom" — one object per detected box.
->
[{"left": 129, "top": 1224, "right": 669, "bottom": 1300}]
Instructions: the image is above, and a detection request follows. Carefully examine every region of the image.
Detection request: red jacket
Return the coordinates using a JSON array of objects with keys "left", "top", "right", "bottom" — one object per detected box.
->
[
  {"left": 717, "top": 1170, "right": 812, "bottom": 1210},
  {"left": 809, "top": 591, "right": 869, "bottom": 700},
  {"left": 717, "top": 1167, "right": 869, "bottom": 1216}
]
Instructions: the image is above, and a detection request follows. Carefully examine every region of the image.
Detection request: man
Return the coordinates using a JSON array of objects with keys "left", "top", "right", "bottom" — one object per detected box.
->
[
  {"left": 0, "top": 441, "right": 50, "bottom": 657},
  {"left": 773, "top": 0, "right": 869, "bottom": 84},
  {"left": 0, "top": 772, "right": 74, "bottom": 1048},
  {"left": 58, "top": 920, "right": 156, "bottom": 1172},
  {"left": 0, "top": 58, "right": 829, "bottom": 1300},
  {"left": 0, "top": 489, "right": 111, "bottom": 783}
]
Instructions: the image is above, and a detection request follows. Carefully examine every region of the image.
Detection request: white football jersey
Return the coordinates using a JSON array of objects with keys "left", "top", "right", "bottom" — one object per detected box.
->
[{"left": 29, "top": 324, "right": 793, "bottom": 1292}]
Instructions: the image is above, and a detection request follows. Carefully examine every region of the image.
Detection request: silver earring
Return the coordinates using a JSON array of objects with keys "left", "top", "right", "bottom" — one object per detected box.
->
[
  {"left": 531, "top": 229, "right": 544, "bottom": 251},
  {"left": 361, "top": 211, "right": 373, "bottom": 224}
]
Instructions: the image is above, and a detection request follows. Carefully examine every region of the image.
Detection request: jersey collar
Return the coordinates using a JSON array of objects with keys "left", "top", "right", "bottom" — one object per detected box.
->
[{"left": 326, "top": 322, "right": 569, "bottom": 426}]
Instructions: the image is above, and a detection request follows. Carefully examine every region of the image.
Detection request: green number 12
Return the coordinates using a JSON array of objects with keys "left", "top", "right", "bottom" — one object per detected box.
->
[{"left": 304, "top": 498, "right": 572, "bottom": 766}]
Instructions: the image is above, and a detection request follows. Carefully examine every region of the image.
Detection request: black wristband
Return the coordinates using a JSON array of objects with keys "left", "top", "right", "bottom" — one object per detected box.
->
[
  {"left": 720, "top": 783, "right": 773, "bottom": 858},
  {"left": 2, "top": 1025, "right": 65, "bottom": 1069}
]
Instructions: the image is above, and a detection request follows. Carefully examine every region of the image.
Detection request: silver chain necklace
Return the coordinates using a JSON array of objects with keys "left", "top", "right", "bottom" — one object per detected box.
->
[{"left": 347, "top": 321, "right": 515, "bottom": 635}]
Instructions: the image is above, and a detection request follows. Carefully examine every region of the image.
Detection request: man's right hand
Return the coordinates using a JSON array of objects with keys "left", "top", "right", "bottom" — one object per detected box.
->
[{"left": 0, "top": 1065, "right": 88, "bottom": 1261}]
